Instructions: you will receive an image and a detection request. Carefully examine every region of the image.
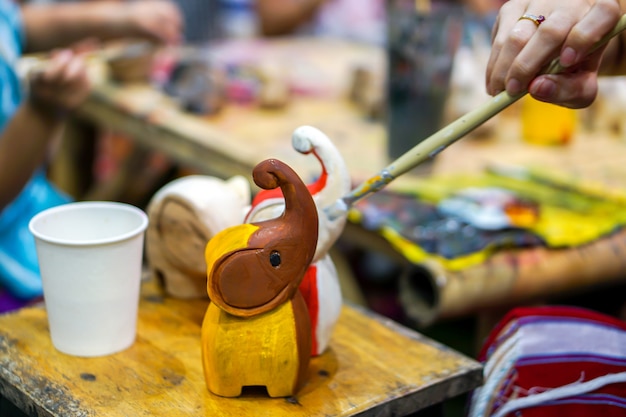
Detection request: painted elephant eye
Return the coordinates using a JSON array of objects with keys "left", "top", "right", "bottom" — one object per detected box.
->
[{"left": 269, "top": 251, "right": 281, "bottom": 267}]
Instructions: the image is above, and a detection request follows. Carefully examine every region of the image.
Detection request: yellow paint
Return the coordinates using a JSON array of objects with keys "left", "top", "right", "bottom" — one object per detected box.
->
[
  {"left": 349, "top": 170, "right": 626, "bottom": 271},
  {"left": 205, "top": 223, "right": 258, "bottom": 279},
  {"left": 201, "top": 301, "right": 300, "bottom": 397},
  {"left": 381, "top": 226, "right": 489, "bottom": 271},
  {"left": 350, "top": 174, "right": 385, "bottom": 200}
]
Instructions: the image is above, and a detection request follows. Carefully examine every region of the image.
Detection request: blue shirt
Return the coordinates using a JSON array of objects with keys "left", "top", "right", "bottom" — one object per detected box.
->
[{"left": 0, "top": 0, "right": 71, "bottom": 300}]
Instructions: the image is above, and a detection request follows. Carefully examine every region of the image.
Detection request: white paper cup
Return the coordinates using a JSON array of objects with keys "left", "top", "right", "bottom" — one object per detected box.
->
[{"left": 29, "top": 201, "right": 148, "bottom": 357}]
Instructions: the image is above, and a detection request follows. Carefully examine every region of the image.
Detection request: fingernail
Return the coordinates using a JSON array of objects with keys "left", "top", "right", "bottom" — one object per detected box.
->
[
  {"left": 529, "top": 77, "right": 556, "bottom": 99},
  {"left": 506, "top": 78, "right": 522, "bottom": 95},
  {"left": 560, "top": 47, "right": 577, "bottom": 67}
]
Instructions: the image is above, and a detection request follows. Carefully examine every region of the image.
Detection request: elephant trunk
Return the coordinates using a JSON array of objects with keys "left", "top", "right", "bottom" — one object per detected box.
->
[{"left": 253, "top": 159, "right": 319, "bottom": 268}]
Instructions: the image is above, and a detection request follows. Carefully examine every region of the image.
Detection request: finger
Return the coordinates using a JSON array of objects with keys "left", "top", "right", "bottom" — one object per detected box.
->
[
  {"left": 160, "top": 11, "right": 184, "bottom": 44},
  {"left": 504, "top": 11, "right": 578, "bottom": 95},
  {"left": 159, "top": 20, "right": 183, "bottom": 45},
  {"left": 488, "top": 13, "right": 538, "bottom": 94},
  {"left": 164, "top": 3, "right": 184, "bottom": 29},
  {"left": 61, "top": 56, "right": 87, "bottom": 84},
  {"left": 43, "top": 49, "right": 74, "bottom": 81},
  {"left": 528, "top": 72, "right": 599, "bottom": 108},
  {"left": 560, "top": 0, "right": 622, "bottom": 67},
  {"left": 485, "top": 2, "right": 523, "bottom": 95},
  {"left": 485, "top": 13, "right": 501, "bottom": 85}
]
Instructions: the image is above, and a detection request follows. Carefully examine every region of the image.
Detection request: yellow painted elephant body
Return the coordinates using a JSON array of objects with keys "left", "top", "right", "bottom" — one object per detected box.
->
[
  {"left": 201, "top": 159, "right": 318, "bottom": 397},
  {"left": 201, "top": 291, "right": 310, "bottom": 397}
]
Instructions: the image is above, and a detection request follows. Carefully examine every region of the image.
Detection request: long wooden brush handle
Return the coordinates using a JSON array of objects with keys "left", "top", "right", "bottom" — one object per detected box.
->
[{"left": 340, "top": 13, "right": 626, "bottom": 208}]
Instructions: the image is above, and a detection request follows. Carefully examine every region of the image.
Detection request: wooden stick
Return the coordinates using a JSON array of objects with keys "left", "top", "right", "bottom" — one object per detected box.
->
[
  {"left": 325, "top": 14, "right": 626, "bottom": 219},
  {"left": 19, "top": 41, "right": 156, "bottom": 77}
]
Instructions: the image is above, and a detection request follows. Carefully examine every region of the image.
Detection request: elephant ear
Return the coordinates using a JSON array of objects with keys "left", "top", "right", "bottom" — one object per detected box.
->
[
  {"left": 208, "top": 159, "right": 319, "bottom": 317},
  {"left": 148, "top": 195, "right": 212, "bottom": 278}
]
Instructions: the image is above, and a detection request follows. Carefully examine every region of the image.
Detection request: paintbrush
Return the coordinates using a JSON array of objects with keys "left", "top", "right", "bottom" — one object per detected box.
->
[
  {"left": 18, "top": 40, "right": 160, "bottom": 78},
  {"left": 325, "top": 13, "right": 626, "bottom": 220}
]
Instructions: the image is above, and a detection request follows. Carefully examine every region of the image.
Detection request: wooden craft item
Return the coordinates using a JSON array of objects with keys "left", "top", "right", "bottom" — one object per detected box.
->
[
  {"left": 398, "top": 227, "right": 626, "bottom": 326},
  {"left": 245, "top": 126, "right": 349, "bottom": 356},
  {"left": 349, "top": 65, "right": 384, "bottom": 120},
  {"left": 201, "top": 159, "right": 318, "bottom": 397},
  {"left": 163, "top": 59, "right": 227, "bottom": 115},
  {"left": 254, "top": 62, "right": 291, "bottom": 109},
  {"left": 106, "top": 41, "right": 158, "bottom": 84},
  {"left": 145, "top": 175, "right": 250, "bottom": 298}
]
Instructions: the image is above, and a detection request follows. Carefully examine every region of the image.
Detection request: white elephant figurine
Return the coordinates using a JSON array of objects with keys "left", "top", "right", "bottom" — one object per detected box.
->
[{"left": 245, "top": 125, "right": 351, "bottom": 356}]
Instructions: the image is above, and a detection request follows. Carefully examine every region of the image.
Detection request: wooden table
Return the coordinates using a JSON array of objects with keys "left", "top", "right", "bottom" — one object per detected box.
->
[{"left": 0, "top": 278, "right": 482, "bottom": 417}]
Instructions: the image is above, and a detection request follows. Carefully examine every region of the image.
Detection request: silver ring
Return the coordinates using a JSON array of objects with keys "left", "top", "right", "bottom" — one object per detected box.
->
[{"left": 518, "top": 13, "right": 546, "bottom": 27}]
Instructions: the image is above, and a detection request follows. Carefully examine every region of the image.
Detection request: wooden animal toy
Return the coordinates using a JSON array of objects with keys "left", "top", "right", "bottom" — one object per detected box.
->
[
  {"left": 145, "top": 175, "right": 250, "bottom": 298},
  {"left": 201, "top": 158, "right": 318, "bottom": 398},
  {"left": 245, "top": 125, "right": 350, "bottom": 356}
]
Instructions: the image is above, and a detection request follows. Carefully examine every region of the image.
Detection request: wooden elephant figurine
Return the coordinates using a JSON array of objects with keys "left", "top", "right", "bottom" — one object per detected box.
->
[
  {"left": 245, "top": 125, "right": 350, "bottom": 356},
  {"left": 145, "top": 175, "right": 250, "bottom": 298},
  {"left": 201, "top": 158, "right": 318, "bottom": 398}
]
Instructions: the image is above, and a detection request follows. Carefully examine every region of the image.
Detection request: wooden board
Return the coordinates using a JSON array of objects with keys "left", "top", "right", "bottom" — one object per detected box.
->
[{"left": 0, "top": 278, "right": 482, "bottom": 417}]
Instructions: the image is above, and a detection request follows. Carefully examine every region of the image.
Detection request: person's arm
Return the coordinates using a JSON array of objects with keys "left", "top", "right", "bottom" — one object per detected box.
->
[
  {"left": 20, "top": 0, "right": 183, "bottom": 53},
  {"left": 256, "top": 0, "right": 327, "bottom": 36},
  {"left": 0, "top": 50, "right": 90, "bottom": 210},
  {"left": 486, "top": 0, "right": 623, "bottom": 108},
  {"left": 0, "top": 99, "right": 64, "bottom": 210}
]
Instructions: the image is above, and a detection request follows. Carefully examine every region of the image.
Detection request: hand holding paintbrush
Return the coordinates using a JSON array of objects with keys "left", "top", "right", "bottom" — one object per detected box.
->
[
  {"left": 325, "top": 14, "right": 626, "bottom": 219},
  {"left": 26, "top": 49, "right": 91, "bottom": 117}
]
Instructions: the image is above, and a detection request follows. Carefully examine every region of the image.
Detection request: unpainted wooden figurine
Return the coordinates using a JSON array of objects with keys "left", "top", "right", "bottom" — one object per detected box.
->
[
  {"left": 201, "top": 158, "right": 318, "bottom": 397},
  {"left": 145, "top": 175, "right": 250, "bottom": 298}
]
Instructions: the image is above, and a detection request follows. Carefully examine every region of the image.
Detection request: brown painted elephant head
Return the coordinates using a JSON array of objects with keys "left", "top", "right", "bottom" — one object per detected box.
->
[{"left": 205, "top": 159, "right": 319, "bottom": 317}]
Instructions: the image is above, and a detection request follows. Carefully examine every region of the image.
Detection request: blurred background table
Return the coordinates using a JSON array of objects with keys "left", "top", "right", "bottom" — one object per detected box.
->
[{"left": 53, "top": 37, "right": 387, "bottom": 203}]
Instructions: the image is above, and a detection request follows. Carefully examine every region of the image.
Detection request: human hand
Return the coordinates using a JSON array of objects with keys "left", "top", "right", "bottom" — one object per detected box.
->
[
  {"left": 486, "top": 0, "right": 622, "bottom": 108},
  {"left": 28, "top": 49, "right": 91, "bottom": 115},
  {"left": 122, "top": 0, "right": 183, "bottom": 45}
]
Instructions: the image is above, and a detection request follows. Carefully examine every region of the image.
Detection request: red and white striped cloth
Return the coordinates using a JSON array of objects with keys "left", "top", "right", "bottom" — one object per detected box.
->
[{"left": 469, "top": 306, "right": 626, "bottom": 417}]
